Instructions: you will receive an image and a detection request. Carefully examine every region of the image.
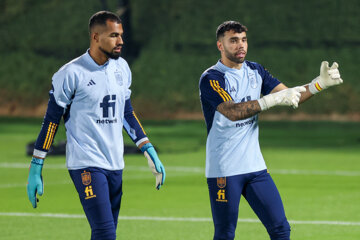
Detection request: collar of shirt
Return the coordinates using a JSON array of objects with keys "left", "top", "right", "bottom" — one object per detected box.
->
[
  {"left": 84, "top": 49, "right": 110, "bottom": 70},
  {"left": 216, "top": 60, "right": 247, "bottom": 73}
]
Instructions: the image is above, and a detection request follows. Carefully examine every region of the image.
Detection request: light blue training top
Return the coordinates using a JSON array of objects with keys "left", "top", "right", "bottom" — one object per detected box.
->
[
  {"left": 49, "top": 51, "right": 147, "bottom": 170},
  {"left": 199, "top": 60, "right": 280, "bottom": 178}
]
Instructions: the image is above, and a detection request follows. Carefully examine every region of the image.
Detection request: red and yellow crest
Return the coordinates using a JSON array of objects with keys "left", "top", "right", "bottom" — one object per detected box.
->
[
  {"left": 81, "top": 170, "right": 91, "bottom": 186},
  {"left": 217, "top": 177, "right": 226, "bottom": 188}
]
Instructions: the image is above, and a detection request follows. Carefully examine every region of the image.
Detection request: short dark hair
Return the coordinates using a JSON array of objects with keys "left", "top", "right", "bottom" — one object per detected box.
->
[
  {"left": 89, "top": 11, "right": 122, "bottom": 34},
  {"left": 216, "top": 21, "right": 248, "bottom": 40}
]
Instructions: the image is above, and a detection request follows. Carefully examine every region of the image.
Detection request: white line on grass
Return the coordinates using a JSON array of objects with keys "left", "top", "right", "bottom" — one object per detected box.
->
[
  {"left": 2, "top": 162, "right": 360, "bottom": 177},
  {"left": 0, "top": 212, "right": 360, "bottom": 226},
  {"left": 0, "top": 180, "right": 73, "bottom": 189},
  {"left": 270, "top": 169, "right": 360, "bottom": 177},
  {"left": 0, "top": 162, "right": 66, "bottom": 169}
]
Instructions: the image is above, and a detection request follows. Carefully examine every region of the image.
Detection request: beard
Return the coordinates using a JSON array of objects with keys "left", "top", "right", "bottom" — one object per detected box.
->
[
  {"left": 224, "top": 47, "right": 246, "bottom": 64},
  {"left": 99, "top": 46, "right": 122, "bottom": 60}
]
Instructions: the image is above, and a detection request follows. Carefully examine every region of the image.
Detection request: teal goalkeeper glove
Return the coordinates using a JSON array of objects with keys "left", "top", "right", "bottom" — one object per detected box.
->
[
  {"left": 141, "top": 143, "right": 166, "bottom": 190},
  {"left": 27, "top": 157, "right": 44, "bottom": 208}
]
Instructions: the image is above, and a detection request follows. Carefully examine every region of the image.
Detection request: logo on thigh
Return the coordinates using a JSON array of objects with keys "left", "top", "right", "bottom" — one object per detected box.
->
[
  {"left": 84, "top": 185, "right": 97, "bottom": 200},
  {"left": 216, "top": 177, "right": 228, "bottom": 202},
  {"left": 217, "top": 177, "right": 226, "bottom": 188},
  {"left": 81, "top": 170, "right": 91, "bottom": 185},
  {"left": 81, "top": 171, "right": 96, "bottom": 200}
]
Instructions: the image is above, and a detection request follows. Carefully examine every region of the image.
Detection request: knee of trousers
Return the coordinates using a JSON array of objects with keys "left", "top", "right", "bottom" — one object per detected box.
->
[
  {"left": 214, "top": 223, "right": 236, "bottom": 240},
  {"left": 91, "top": 223, "right": 116, "bottom": 240},
  {"left": 267, "top": 220, "right": 291, "bottom": 240}
]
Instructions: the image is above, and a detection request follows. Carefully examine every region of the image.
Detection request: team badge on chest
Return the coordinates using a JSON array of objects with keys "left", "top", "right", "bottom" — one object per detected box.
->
[
  {"left": 249, "top": 72, "right": 258, "bottom": 89},
  {"left": 114, "top": 71, "right": 123, "bottom": 86},
  {"left": 81, "top": 170, "right": 91, "bottom": 186}
]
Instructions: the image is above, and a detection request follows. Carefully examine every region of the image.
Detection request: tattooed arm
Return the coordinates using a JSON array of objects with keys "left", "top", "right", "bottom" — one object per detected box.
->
[
  {"left": 217, "top": 84, "right": 307, "bottom": 121},
  {"left": 216, "top": 100, "right": 261, "bottom": 121}
]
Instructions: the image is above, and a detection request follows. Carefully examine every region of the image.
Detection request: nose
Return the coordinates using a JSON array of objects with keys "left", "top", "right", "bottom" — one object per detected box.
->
[{"left": 117, "top": 36, "right": 123, "bottom": 45}]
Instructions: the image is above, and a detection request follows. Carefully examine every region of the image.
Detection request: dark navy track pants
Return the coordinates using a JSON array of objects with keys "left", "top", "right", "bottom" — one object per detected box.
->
[
  {"left": 207, "top": 170, "right": 290, "bottom": 240},
  {"left": 69, "top": 167, "right": 123, "bottom": 240}
]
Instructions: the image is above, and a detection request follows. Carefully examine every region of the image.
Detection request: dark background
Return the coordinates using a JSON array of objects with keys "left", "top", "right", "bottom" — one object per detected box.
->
[{"left": 0, "top": 0, "right": 359, "bottom": 118}]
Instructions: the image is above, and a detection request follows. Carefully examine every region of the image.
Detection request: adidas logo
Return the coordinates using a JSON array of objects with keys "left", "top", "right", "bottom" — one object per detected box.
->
[
  {"left": 87, "top": 79, "right": 96, "bottom": 86},
  {"left": 230, "top": 86, "right": 236, "bottom": 92}
]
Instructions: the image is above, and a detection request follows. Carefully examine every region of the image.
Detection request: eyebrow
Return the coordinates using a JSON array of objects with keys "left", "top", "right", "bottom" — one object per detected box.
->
[
  {"left": 229, "top": 36, "right": 247, "bottom": 40},
  {"left": 109, "top": 32, "right": 122, "bottom": 36}
]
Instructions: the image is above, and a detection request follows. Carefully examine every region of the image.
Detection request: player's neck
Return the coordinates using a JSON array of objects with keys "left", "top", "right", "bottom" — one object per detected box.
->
[
  {"left": 89, "top": 48, "right": 109, "bottom": 66},
  {"left": 221, "top": 58, "right": 243, "bottom": 70}
]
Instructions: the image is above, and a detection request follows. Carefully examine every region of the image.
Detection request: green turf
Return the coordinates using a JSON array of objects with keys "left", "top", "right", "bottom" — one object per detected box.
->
[{"left": 0, "top": 117, "right": 359, "bottom": 239}]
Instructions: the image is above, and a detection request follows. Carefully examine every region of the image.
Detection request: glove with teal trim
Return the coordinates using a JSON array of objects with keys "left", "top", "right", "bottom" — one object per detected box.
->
[
  {"left": 141, "top": 143, "right": 166, "bottom": 190},
  {"left": 27, "top": 157, "right": 44, "bottom": 208}
]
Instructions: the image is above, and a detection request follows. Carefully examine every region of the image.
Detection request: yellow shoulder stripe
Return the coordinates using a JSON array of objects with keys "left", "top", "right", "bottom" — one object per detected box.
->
[{"left": 209, "top": 80, "right": 232, "bottom": 102}]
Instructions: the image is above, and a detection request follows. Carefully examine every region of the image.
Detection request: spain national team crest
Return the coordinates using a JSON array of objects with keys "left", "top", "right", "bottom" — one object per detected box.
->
[
  {"left": 114, "top": 71, "right": 123, "bottom": 86},
  {"left": 248, "top": 72, "right": 257, "bottom": 89},
  {"left": 217, "top": 177, "right": 226, "bottom": 189},
  {"left": 81, "top": 170, "right": 91, "bottom": 186},
  {"left": 250, "top": 77, "right": 257, "bottom": 89}
]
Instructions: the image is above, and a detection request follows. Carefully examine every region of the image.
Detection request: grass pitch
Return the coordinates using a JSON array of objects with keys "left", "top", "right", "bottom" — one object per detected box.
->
[{"left": 0, "top": 118, "right": 359, "bottom": 239}]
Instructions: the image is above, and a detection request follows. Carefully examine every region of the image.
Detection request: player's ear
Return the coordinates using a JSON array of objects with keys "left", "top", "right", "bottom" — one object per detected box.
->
[
  {"left": 92, "top": 32, "right": 99, "bottom": 42},
  {"left": 217, "top": 40, "right": 223, "bottom": 52}
]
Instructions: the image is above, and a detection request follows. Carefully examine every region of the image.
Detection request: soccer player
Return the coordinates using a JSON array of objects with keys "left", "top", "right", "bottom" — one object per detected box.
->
[
  {"left": 199, "top": 21, "right": 343, "bottom": 240},
  {"left": 26, "top": 11, "right": 165, "bottom": 240}
]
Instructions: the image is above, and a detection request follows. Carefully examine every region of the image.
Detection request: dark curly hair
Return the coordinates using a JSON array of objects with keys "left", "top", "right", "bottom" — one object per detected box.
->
[{"left": 216, "top": 21, "right": 248, "bottom": 40}]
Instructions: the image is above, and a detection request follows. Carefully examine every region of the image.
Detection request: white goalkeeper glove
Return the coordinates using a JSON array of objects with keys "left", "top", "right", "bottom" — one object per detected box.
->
[
  {"left": 309, "top": 61, "right": 343, "bottom": 94},
  {"left": 258, "top": 86, "right": 306, "bottom": 111},
  {"left": 141, "top": 143, "right": 165, "bottom": 190}
]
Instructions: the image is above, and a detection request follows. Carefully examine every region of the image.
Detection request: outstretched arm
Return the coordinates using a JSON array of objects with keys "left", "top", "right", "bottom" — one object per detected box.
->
[
  {"left": 216, "top": 100, "right": 261, "bottom": 121},
  {"left": 216, "top": 86, "right": 306, "bottom": 121},
  {"left": 270, "top": 61, "right": 343, "bottom": 105},
  {"left": 200, "top": 66, "right": 305, "bottom": 122},
  {"left": 270, "top": 83, "right": 313, "bottom": 104}
]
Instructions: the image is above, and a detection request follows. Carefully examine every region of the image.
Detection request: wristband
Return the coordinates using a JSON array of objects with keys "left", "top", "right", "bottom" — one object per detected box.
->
[
  {"left": 308, "top": 77, "right": 322, "bottom": 95},
  {"left": 31, "top": 157, "right": 44, "bottom": 165}
]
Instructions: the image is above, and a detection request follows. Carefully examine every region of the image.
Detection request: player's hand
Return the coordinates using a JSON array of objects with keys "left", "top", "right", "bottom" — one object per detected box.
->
[
  {"left": 309, "top": 61, "right": 343, "bottom": 94},
  {"left": 141, "top": 143, "right": 166, "bottom": 190},
  {"left": 258, "top": 86, "right": 306, "bottom": 110},
  {"left": 27, "top": 157, "right": 44, "bottom": 208}
]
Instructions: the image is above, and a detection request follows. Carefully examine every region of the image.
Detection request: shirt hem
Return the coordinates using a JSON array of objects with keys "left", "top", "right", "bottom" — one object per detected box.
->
[{"left": 206, "top": 167, "right": 267, "bottom": 178}]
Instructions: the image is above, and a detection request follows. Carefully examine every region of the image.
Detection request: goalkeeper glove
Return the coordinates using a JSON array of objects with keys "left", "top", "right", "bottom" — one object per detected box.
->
[
  {"left": 309, "top": 61, "right": 343, "bottom": 94},
  {"left": 27, "top": 157, "right": 44, "bottom": 208},
  {"left": 257, "top": 86, "right": 306, "bottom": 111},
  {"left": 141, "top": 143, "right": 166, "bottom": 190}
]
